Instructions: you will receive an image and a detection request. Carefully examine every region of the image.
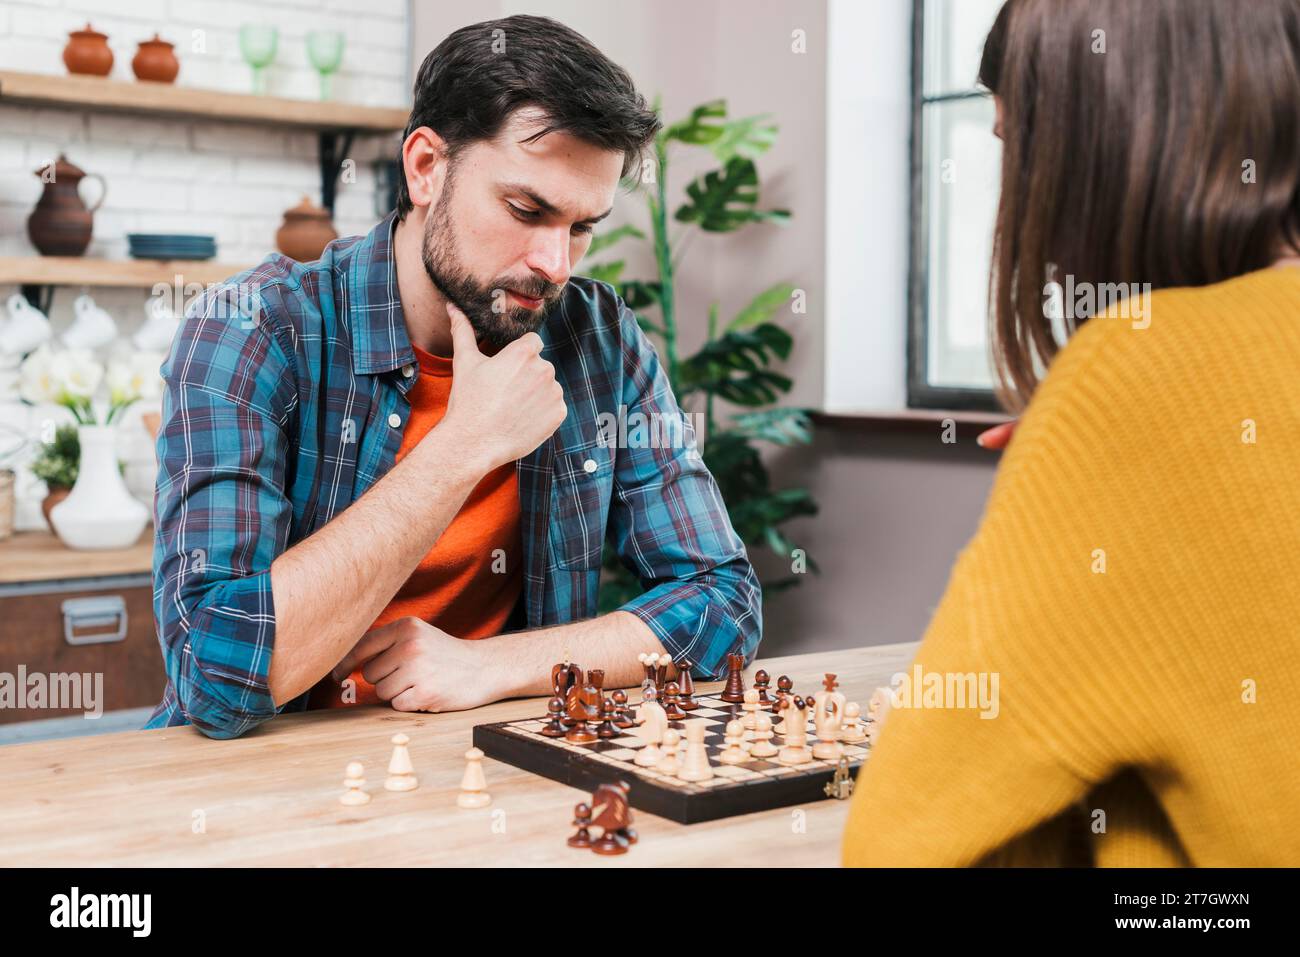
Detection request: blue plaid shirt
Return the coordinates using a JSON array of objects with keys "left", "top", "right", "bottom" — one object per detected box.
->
[{"left": 145, "top": 212, "right": 761, "bottom": 738}]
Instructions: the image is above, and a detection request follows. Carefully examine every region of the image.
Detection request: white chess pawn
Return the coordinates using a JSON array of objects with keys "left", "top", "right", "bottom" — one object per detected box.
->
[
  {"left": 777, "top": 699, "right": 813, "bottom": 766},
  {"left": 749, "top": 714, "right": 779, "bottom": 758},
  {"left": 456, "top": 746, "right": 491, "bottom": 808},
  {"left": 866, "top": 687, "right": 894, "bottom": 746},
  {"left": 677, "top": 721, "right": 715, "bottom": 782},
  {"left": 839, "top": 701, "right": 868, "bottom": 743},
  {"left": 634, "top": 739, "right": 663, "bottom": 767},
  {"left": 718, "top": 719, "right": 748, "bottom": 765},
  {"left": 658, "top": 729, "right": 682, "bottom": 776},
  {"left": 384, "top": 732, "right": 419, "bottom": 791},
  {"left": 742, "top": 688, "right": 761, "bottom": 731},
  {"left": 339, "top": 761, "right": 371, "bottom": 806}
]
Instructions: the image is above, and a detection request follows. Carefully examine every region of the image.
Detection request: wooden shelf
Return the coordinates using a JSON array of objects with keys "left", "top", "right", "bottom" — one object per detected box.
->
[
  {"left": 0, "top": 256, "right": 251, "bottom": 289},
  {"left": 0, "top": 69, "right": 407, "bottom": 133},
  {"left": 0, "top": 529, "right": 152, "bottom": 586}
]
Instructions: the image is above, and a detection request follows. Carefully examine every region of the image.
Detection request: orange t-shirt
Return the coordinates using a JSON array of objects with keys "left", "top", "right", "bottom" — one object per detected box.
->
[{"left": 306, "top": 343, "right": 523, "bottom": 709}]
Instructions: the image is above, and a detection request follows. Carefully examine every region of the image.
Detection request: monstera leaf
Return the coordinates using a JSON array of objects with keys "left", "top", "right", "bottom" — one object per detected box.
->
[{"left": 675, "top": 157, "right": 791, "bottom": 233}]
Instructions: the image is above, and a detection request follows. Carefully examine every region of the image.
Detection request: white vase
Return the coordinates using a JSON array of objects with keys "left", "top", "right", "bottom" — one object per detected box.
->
[{"left": 50, "top": 424, "right": 149, "bottom": 550}]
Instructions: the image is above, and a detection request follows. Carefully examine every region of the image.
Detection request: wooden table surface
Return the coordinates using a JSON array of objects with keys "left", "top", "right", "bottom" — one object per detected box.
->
[{"left": 0, "top": 643, "right": 918, "bottom": 867}]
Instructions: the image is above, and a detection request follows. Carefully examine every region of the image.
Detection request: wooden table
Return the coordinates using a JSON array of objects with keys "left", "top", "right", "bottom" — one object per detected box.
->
[{"left": 0, "top": 643, "right": 917, "bottom": 867}]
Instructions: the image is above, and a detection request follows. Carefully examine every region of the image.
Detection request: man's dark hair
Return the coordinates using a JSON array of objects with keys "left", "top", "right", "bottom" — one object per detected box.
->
[{"left": 396, "top": 15, "right": 661, "bottom": 220}]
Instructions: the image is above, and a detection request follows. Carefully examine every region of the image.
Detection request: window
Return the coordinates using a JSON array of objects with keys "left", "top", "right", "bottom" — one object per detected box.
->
[{"left": 908, "top": 0, "right": 1005, "bottom": 410}]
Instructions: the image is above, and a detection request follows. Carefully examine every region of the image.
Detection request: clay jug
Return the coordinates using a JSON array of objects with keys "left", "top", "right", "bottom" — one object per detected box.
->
[
  {"left": 63, "top": 24, "right": 114, "bottom": 77},
  {"left": 275, "top": 196, "right": 338, "bottom": 262},
  {"left": 132, "top": 34, "right": 179, "bottom": 83},
  {"left": 27, "top": 155, "right": 107, "bottom": 257}
]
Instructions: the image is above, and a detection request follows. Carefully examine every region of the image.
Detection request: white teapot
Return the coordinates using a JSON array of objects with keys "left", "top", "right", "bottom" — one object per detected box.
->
[
  {"left": 63, "top": 293, "right": 118, "bottom": 350},
  {"left": 1, "top": 293, "right": 54, "bottom": 359},
  {"left": 134, "top": 296, "right": 181, "bottom": 352}
]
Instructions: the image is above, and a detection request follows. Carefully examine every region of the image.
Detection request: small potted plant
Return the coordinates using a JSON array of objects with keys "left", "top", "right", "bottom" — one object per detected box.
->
[
  {"left": 30, "top": 423, "right": 80, "bottom": 530},
  {"left": 19, "top": 344, "right": 163, "bottom": 550}
]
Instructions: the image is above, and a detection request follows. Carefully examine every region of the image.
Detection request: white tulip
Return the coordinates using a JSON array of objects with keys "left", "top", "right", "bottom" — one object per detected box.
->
[
  {"left": 107, "top": 351, "right": 165, "bottom": 406},
  {"left": 18, "top": 343, "right": 57, "bottom": 405},
  {"left": 49, "top": 348, "right": 103, "bottom": 400}
]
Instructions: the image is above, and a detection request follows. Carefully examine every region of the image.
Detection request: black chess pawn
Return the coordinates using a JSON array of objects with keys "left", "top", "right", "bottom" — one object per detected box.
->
[
  {"left": 772, "top": 674, "right": 794, "bottom": 712},
  {"left": 676, "top": 659, "right": 699, "bottom": 711},
  {"left": 567, "top": 803, "right": 593, "bottom": 849},
  {"left": 754, "top": 669, "right": 773, "bottom": 708},
  {"left": 597, "top": 696, "right": 620, "bottom": 738},
  {"left": 611, "top": 689, "right": 635, "bottom": 729},
  {"left": 540, "top": 696, "right": 567, "bottom": 737},
  {"left": 662, "top": 681, "right": 686, "bottom": 721}
]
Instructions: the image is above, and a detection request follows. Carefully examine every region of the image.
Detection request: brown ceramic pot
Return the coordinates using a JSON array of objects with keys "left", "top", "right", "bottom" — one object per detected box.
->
[
  {"left": 27, "top": 155, "right": 107, "bottom": 257},
  {"left": 275, "top": 196, "right": 338, "bottom": 263},
  {"left": 132, "top": 34, "right": 179, "bottom": 83},
  {"left": 41, "top": 486, "right": 71, "bottom": 530},
  {"left": 63, "top": 24, "right": 114, "bottom": 77}
]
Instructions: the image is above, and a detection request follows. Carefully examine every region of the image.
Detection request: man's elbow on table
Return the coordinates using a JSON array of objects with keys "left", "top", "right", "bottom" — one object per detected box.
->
[{"left": 165, "top": 633, "right": 278, "bottom": 741}]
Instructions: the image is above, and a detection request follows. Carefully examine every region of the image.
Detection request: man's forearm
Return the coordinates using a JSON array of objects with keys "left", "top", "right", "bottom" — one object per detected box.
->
[
  {"left": 267, "top": 424, "right": 486, "bottom": 705},
  {"left": 488, "top": 610, "right": 669, "bottom": 700}
]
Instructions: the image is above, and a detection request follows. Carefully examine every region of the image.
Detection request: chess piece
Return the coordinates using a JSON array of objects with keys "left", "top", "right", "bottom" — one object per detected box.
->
[
  {"left": 634, "top": 685, "right": 668, "bottom": 766},
  {"left": 552, "top": 659, "right": 582, "bottom": 699},
  {"left": 866, "top": 686, "right": 894, "bottom": 745},
  {"left": 662, "top": 681, "right": 686, "bottom": 721},
  {"left": 564, "top": 674, "right": 601, "bottom": 743},
  {"left": 384, "top": 733, "right": 418, "bottom": 791},
  {"left": 824, "top": 756, "right": 856, "bottom": 800},
  {"left": 754, "top": 669, "right": 773, "bottom": 708},
  {"left": 567, "top": 802, "right": 594, "bottom": 848},
  {"left": 720, "top": 652, "right": 747, "bottom": 704},
  {"left": 658, "top": 729, "right": 682, "bottom": 776},
  {"left": 772, "top": 674, "right": 794, "bottom": 721},
  {"left": 749, "top": 713, "right": 779, "bottom": 758},
  {"left": 456, "top": 746, "right": 491, "bottom": 808},
  {"left": 676, "top": 658, "right": 699, "bottom": 710},
  {"left": 677, "top": 720, "right": 715, "bottom": 782},
  {"left": 597, "top": 696, "right": 620, "bottom": 738},
  {"left": 540, "top": 696, "right": 567, "bottom": 737},
  {"left": 611, "top": 689, "right": 635, "bottom": 730},
  {"left": 339, "top": 761, "right": 370, "bottom": 806},
  {"left": 839, "top": 701, "right": 868, "bottom": 743},
  {"left": 812, "top": 674, "right": 846, "bottom": 761},
  {"left": 718, "top": 719, "right": 748, "bottom": 765},
  {"left": 637, "top": 652, "right": 662, "bottom": 697},
  {"left": 590, "top": 782, "right": 636, "bottom": 854},
  {"left": 777, "top": 697, "right": 813, "bottom": 765},
  {"left": 742, "top": 688, "right": 761, "bottom": 730}
]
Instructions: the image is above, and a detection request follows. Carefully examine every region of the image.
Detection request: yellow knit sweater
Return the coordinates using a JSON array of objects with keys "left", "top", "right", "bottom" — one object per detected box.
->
[{"left": 842, "top": 266, "right": 1300, "bottom": 867}]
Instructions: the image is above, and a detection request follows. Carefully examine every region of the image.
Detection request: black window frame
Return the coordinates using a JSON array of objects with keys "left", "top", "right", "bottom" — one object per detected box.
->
[{"left": 906, "top": 0, "right": 1001, "bottom": 412}]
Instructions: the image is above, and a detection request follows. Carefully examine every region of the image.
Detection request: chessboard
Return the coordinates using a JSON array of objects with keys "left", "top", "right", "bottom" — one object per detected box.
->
[{"left": 472, "top": 692, "right": 871, "bottom": 824}]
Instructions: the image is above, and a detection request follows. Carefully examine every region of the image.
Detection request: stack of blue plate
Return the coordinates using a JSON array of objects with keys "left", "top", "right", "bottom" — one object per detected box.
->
[{"left": 127, "top": 233, "right": 217, "bottom": 261}]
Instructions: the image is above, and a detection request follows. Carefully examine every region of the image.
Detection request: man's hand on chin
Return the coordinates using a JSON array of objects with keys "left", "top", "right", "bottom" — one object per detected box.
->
[{"left": 333, "top": 617, "right": 507, "bottom": 713}]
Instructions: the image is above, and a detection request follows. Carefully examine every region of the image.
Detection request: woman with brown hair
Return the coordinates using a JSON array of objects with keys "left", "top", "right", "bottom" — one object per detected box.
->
[{"left": 844, "top": 0, "right": 1300, "bottom": 866}]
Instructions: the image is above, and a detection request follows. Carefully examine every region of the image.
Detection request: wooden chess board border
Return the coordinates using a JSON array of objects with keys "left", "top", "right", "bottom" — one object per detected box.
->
[{"left": 472, "top": 696, "right": 868, "bottom": 824}]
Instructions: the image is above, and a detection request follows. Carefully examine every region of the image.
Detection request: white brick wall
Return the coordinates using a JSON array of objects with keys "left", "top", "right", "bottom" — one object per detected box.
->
[{"left": 0, "top": 0, "right": 411, "bottom": 531}]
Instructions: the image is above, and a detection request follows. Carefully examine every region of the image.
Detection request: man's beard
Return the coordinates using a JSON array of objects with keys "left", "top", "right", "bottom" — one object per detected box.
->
[{"left": 420, "top": 182, "right": 564, "bottom": 352}]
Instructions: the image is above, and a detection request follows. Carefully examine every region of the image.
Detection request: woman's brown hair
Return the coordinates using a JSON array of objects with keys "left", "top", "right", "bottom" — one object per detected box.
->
[{"left": 980, "top": 0, "right": 1300, "bottom": 410}]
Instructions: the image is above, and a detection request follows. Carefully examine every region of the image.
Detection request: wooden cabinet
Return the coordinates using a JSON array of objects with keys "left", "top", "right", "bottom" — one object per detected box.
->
[{"left": 0, "top": 531, "right": 164, "bottom": 723}]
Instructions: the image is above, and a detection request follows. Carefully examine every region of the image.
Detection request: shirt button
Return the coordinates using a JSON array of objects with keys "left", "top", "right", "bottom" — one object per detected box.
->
[
  {"left": 388, "top": 413, "right": 402, "bottom": 428},
  {"left": 583, "top": 458, "right": 598, "bottom": 474},
  {"left": 401, "top": 363, "right": 415, "bottom": 378}
]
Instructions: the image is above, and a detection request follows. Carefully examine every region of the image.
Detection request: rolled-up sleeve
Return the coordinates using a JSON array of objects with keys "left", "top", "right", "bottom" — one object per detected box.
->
[
  {"left": 607, "top": 300, "right": 762, "bottom": 679},
  {"left": 152, "top": 283, "right": 296, "bottom": 739}
]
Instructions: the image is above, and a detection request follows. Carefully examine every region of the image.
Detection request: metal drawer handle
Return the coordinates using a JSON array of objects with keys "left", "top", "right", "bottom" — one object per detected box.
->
[{"left": 61, "top": 596, "right": 128, "bottom": 646}]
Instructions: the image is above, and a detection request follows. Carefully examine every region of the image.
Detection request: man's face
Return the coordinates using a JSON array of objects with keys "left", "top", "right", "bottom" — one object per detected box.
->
[{"left": 421, "top": 109, "right": 625, "bottom": 350}]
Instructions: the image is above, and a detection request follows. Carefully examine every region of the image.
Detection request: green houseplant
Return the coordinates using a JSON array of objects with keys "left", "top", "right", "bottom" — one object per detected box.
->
[
  {"left": 590, "top": 99, "right": 818, "bottom": 613},
  {"left": 30, "top": 423, "right": 80, "bottom": 529}
]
